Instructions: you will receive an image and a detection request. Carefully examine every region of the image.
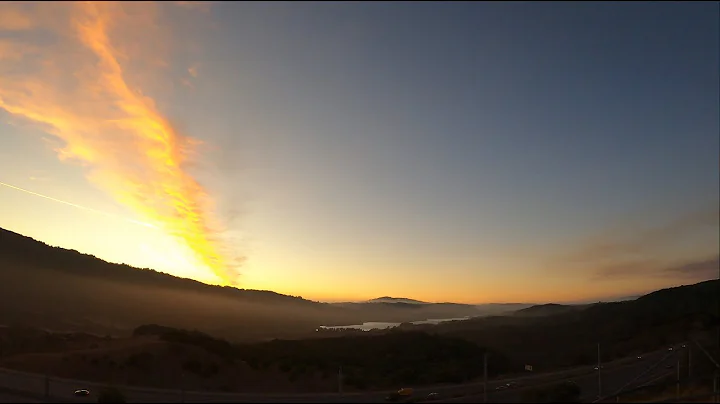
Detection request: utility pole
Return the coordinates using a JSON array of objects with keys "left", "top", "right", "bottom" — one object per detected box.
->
[
  {"left": 597, "top": 343, "right": 602, "bottom": 398},
  {"left": 690, "top": 339, "right": 720, "bottom": 403},
  {"left": 688, "top": 344, "right": 692, "bottom": 379},
  {"left": 483, "top": 353, "right": 488, "bottom": 403},
  {"left": 676, "top": 352, "right": 681, "bottom": 400},
  {"left": 338, "top": 366, "right": 343, "bottom": 394},
  {"left": 180, "top": 372, "right": 185, "bottom": 403}
]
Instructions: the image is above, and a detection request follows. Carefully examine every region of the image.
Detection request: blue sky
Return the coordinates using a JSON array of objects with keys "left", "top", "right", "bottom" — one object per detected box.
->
[{"left": 0, "top": 2, "right": 717, "bottom": 303}]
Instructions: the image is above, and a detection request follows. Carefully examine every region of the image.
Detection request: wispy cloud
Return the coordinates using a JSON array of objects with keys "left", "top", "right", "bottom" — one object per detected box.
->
[
  {"left": 662, "top": 255, "right": 719, "bottom": 280},
  {"left": 0, "top": 2, "right": 240, "bottom": 284},
  {"left": 563, "top": 205, "right": 719, "bottom": 264},
  {"left": 593, "top": 254, "right": 719, "bottom": 281},
  {"left": 545, "top": 203, "right": 719, "bottom": 284}
]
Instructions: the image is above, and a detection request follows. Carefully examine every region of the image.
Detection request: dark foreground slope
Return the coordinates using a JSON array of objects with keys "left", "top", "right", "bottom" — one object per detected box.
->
[{"left": 0, "top": 324, "right": 509, "bottom": 393}]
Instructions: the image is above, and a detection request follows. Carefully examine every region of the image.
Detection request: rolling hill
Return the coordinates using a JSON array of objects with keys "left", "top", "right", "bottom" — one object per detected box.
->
[
  {"left": 422, "top": 279, "right": 720, "bottom": 370},
  {"left": 0, "top": 227, "right": 526, "bottom": 341},
  {"left": 366, "top": 296, "right": 428, "bottom": 304}
]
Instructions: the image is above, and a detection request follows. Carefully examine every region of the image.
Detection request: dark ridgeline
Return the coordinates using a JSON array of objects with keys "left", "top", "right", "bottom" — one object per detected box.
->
[
  {"left": 0, "top": 227, "right": 312, "bottom": 305},
  {"left": 428, "top": 279, "right": 719, "bottom": 371}
]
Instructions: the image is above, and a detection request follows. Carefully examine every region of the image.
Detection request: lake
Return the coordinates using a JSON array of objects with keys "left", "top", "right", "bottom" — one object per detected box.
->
[{"left": 319, "top": 316, "right": 471, "bottom": 331}]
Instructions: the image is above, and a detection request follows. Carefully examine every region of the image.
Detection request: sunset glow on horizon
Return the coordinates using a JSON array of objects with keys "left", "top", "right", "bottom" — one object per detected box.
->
[{"left": 1, "top": 2, "right": 717, "bottom": 304}]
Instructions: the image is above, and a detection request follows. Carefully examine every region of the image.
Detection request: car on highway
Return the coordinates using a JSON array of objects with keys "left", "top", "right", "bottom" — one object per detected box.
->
[
  {"left": 385, "top": 388, "right": 414, "bottom": 402},
  {"left": 668, "top": 347, "right": 673, "bottom": 351},
  {"left": 73, "top": 389, "right": 90, "bottom": 397},
  {"left": 594, "top": 365, "right": 604, "bottom": 370},
  {"left": 426, "top": 392, "right": 439, "bottom": 400},
  {"left": 637, "top": 355, "right": 642, "bottom": 359}
]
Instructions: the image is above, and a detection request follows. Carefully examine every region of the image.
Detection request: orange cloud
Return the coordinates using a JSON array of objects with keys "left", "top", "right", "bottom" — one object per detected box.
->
[{"left": 0, "top": 1, "right": 239, "bottom": 284}]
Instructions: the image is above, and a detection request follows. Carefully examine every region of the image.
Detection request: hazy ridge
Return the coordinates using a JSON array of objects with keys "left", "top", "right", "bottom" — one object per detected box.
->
[{"left": 0, "top": 227, "right": 529, "bottom": 341}]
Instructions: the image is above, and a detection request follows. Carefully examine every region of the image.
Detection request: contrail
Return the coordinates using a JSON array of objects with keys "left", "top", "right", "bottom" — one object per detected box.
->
[{"left": 0, "top": 180, "right": 157, "bottom": 229}]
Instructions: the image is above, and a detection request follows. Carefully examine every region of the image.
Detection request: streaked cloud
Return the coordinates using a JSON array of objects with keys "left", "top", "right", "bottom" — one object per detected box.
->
[
  {"left": 662, "top": 255, "right": 719, "bottom": 280},
  {"left": 545, "top": 203, "right": 719, "bottom": 284},
  {"left": 593, "top": 254, "right": 719, "bottom": 281},
  {"left": 0, "top": 1, "right": 241, "bottom": 284},
  {"left": 564, "top": 205, "right": 719, "bottom": 264}
]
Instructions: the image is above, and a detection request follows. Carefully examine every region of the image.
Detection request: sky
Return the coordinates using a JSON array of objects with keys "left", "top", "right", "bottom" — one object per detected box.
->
[{"left": 0, "top": 2, "right": 718, "bottom": 304}]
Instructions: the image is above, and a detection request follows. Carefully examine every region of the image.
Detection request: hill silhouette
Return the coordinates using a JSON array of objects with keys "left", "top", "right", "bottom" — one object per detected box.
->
[
  {"left": 0, "top": 227, "right": 312, "bottom": 305},
  {"left": 424, "top": 279, "right": 720, "bottom": 370},
  {"left": 367, "top": 297, "right": 428, "bottom": 304},
  {"left": 0, "top": 227, "right": 508, "bottom": 341}
]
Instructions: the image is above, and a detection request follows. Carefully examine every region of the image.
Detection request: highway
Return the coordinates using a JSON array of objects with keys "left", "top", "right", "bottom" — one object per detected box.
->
[
  {"left": 435, "top": 345, "right": 683, "bottom": 403},
  {"left": 0, "top": 344, "right": 687, "bottom": 403}
]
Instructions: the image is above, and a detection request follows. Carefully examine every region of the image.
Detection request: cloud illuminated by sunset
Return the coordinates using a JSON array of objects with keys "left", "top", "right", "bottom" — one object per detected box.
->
[{"left": 0, "top": 2, "right": 239, "bottom": 284}]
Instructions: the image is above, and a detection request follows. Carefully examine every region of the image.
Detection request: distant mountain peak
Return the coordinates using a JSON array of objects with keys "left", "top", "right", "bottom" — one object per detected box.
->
[{"left": 367, "top": 297, "right": 427, "bottom": 304}]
